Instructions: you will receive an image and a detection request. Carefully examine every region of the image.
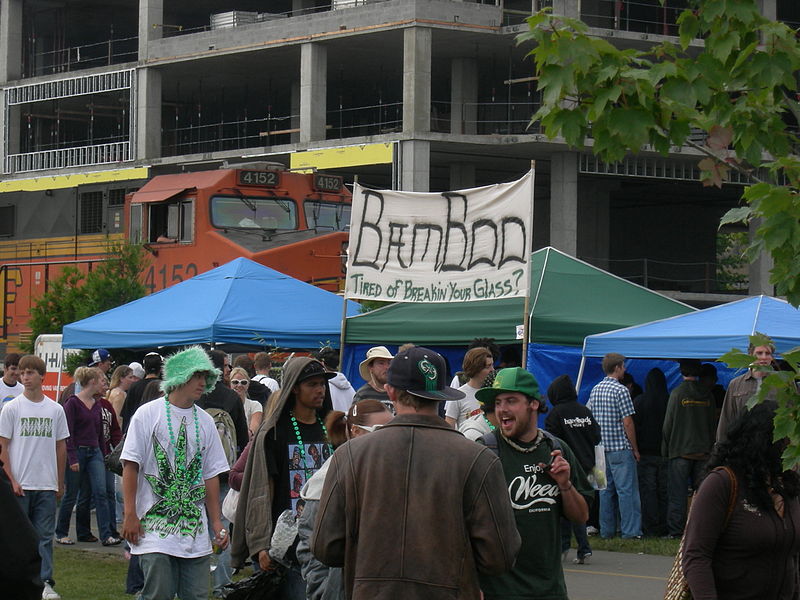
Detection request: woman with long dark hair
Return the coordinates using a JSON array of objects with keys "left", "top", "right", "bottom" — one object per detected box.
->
[{"left": 683, "top": 402, "right": 800, "bottom": 600}]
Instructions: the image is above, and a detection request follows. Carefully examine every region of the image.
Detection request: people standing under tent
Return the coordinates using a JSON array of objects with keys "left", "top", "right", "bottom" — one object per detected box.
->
[
  {"left": 232, "top": 358, "right": 335, "bottom": 599},
  {"left": 233, "top": 355, "right": 270, "bottom": 408},
  {"left": 450, "top": 338, "right": 500, "bottom": 387},
  {"left": 632, "top": 367, "right": 670, "bottom": 537},
  {"left": 662, "top": 359, "right": 716, "bottom": 539},
  {"left": 315, "top": 346, "right": 356, "bottom": 414},
  {"left": 55, "top": 367, "right": 121, "bottom": 547},
  {"left": 295, "top": 399, "right": 392, "bottom": 599},
  {"left": 313, "top": 347, "right": 521, "bottom": 600},
  {"left": 121, "top": 353, "right": 163, "bottom": 433},
  {"left": 229, "top": 367, "right": 263, "bottom": 438},
  {"left": 121, "top": 346, "right": 230, "bottom": 600},
  {"left": 0, "top": 355, "right": 69, "bottom": 600},
  {"left": 252, "top": 352, "right": 280, "bottom": 394},
  {"left": 716, "top": 341, "right": 777, "bottom": 442},
  {"left": 587, "top": 353, "right": 642, "bottom": 539},
  {"left": 107, "top": 365, "right": 137, "bottom": 430},
  {"left": 545, "top": 373, "right": 601, "bottom": 564},
  {"left": 352, "top": 346, "right": 394, "bottom": 414},
  {"left": 445, "top": 347, "right": 494, "bottom": 428}
]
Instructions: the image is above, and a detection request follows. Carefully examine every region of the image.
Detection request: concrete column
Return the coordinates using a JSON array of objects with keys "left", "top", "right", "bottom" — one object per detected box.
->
[
  {"left": 399, "top": 140, "right": 430, "bottom": 192},
  {"left": 403, "top": 27, "right": 431, "bottom": 134},
  {"left": 450, "top": 163, "right": 476, "bottom": 190},
  {"left": 549, "top": 152, "right": 579, "bottom": 256},
  {"left": 138, "top": 0, "right": 164, "bottom": 60},
  {"left": 0, "top": 0, "right": 23, "bottom": 82},
  {"left": 300, "top": 42, "right": 327, "bottom": 144},
  {"left": 552, "top": 0, "right": 580, "bottom": 19},
  {"left": 451, "top": 58, "right": 477, "bottom": 135},
  {"left": 759, "top": 0, "right": 777, "bottom": 21},
  {"left": 136, "top": 68, "right": 162, "bottom": 160},
  {"left": 748, "top": 219, "right": 774, "bottom": 295},
  {"left": 290, "top": 80, "right": 301, "bottom": 144}
]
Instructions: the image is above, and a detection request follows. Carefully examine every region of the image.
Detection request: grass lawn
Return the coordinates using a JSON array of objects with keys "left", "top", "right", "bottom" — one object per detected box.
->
[
  {"left": 53, "top": 547, "right": 249, "bottom": 600},
  {"left": 589, "top": 535, "right": 681, "bottom": 556},
  {"left": 54, "top": 547, "right": 129, "bottom": 599}
]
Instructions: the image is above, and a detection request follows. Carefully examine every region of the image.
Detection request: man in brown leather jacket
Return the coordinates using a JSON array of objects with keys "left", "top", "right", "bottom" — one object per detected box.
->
[{"left": 312, "top": 346, "right": 521, "bottom": 600}]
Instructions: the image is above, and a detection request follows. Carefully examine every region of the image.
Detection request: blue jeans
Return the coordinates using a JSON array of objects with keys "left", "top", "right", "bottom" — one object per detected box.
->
[
  {"left": 667, "top": 457, "right": 707, "bottom": 536},
  {"left": 139, "top": 552, "right": 210, "bottom": 600},
  {"left": 18, "top": 489, "right": 57, "bottom": 584},
  {"left": 638, "top": 454, "right": 668, "bottom": 537},
  {"left": 76, "top": 469, "right": 118, "bottom": 538},
  {"left": 211, "top": 483, "right": 233, "bottom": 596},
  {"left": 560, "top": 517, "right": 592, "bottom": 558},
  {"left": 56, "top": 446, "right": 113, "bottom": 540},
  {"left": 600, "top": 449, "right": 642, "bottom": 538}
]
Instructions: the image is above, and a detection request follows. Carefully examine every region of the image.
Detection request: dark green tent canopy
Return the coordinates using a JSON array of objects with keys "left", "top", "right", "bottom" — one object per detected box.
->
[{"left": 344, "top": 247, "right": 694, "bottom": 347}]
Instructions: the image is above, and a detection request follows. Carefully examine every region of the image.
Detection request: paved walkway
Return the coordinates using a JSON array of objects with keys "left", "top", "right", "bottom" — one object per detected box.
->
[{"left": 563, "top": 549, "right": 672, "bottom": 599}]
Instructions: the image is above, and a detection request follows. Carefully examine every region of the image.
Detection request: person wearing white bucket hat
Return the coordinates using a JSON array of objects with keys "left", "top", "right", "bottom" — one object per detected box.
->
[{"left": 352, "top": 346, "right": 394, "bottom": 413}]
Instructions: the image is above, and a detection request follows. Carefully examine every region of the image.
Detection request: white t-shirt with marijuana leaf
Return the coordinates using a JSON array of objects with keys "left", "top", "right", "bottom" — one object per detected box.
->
[{"left": 122, "top": 397, "right": 229, "bottom": 558}]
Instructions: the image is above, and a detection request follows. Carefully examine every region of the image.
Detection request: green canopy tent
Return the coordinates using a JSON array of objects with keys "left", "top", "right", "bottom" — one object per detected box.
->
[{"left": 342, "top": 247, "right": 695, "bottom": 396}]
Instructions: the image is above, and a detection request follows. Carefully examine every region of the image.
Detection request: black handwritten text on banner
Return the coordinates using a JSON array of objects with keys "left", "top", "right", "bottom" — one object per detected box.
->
[{"left": 346, "top": 172, "right": 533, "bottom": 302}]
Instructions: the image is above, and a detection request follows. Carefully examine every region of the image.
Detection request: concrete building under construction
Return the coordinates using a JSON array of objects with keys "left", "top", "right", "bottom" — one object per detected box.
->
[{"left": 1, "top": 0, "right": 797, "bottom": 304}]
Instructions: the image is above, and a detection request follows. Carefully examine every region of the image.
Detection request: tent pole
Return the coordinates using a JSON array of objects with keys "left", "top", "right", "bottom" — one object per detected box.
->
[
  {"left": 521, "top": 161, "right": 535, "bottom": 370},
  {"left": 339, "top": 176, "right": 357, "bottom": 367},
  {"left": 56, "top": 348, "right": 65, "bottom": 399},
  {"left": 575, "top": 356, "right": 586, "bottom": 392}
]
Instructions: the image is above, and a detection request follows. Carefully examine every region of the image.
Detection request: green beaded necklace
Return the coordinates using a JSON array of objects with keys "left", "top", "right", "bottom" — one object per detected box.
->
[
  {"left": 164, "top": 396, "right": 202, "bottom": 483},
  {"left": 484, "top": 416, "right": 496, "bottom": 432},
  {"left": 290, "top": 411, "right": 332, "bottom": 471}
]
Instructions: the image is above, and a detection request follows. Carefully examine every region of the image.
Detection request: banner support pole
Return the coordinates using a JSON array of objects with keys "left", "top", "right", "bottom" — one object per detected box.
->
[
  {"left": 521, "top": 161, "right": 535, "bottom": 370},
  {"left": 339, "top": 175, "right": 358, "bottom": 367}
]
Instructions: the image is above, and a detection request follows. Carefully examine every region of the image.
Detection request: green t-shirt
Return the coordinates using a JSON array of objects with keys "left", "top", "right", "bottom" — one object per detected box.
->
[{"left": 480, "top": 432, "right": 593, "bottom": 600}]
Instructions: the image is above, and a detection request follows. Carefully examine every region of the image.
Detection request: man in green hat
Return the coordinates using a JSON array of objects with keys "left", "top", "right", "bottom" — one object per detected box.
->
[{"left": 476, "top": 367, "right": 593, "bottom": 600}]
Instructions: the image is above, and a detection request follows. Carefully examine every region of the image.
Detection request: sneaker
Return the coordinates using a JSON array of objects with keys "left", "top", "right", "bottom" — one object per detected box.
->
[
  {"left": 586, "top": 526, "right": 599, "bottom": 536},
  {"left": 574, "top": 552, "right": 592, "bottom": 565},
  {"left": 42, "top": 582, "right": 61, "bottom": 600},
  {"left": 102, "top": 536, "right": 122, "bottom": 546}
]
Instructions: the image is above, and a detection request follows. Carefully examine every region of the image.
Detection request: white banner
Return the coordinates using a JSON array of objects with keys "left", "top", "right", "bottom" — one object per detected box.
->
[{"left": 346, "top": 170, "right": 533, "bottom": 302}]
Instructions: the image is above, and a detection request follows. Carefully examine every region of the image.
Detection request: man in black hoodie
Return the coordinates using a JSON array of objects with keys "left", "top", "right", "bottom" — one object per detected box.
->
[{"left": 545, "top": 374, "right": 601, "bottom": 564}]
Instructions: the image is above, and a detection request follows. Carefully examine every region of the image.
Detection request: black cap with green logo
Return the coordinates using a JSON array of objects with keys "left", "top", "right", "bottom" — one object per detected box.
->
[{"left": 387, "top": 347, "right": 465, "bottom": 401}]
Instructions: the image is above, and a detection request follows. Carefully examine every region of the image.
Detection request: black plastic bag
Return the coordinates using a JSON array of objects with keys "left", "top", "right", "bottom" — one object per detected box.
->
[{"left": 220, "top": 565, "right": 287, "bottom": 600}]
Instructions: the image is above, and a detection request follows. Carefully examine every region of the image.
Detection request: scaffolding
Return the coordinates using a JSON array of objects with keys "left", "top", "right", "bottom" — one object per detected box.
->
[{"left": 3, "top": 69, "right": 136, "bottom": 174}]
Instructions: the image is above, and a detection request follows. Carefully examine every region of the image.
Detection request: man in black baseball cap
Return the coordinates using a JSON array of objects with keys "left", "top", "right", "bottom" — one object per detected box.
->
[{"left": 314, "top": 346, "right": 520, "bottom": 599}]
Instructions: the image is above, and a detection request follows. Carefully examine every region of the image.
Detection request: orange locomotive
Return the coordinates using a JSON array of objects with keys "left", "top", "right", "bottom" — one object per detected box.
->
[{"left": 0, "top": 163, "right": 351, "bottom": 353}]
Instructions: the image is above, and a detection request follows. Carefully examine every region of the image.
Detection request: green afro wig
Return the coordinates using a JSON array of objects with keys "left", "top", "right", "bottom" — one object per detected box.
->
[{"left": 160, "top": 346, "right": 220, "bottom": 394}]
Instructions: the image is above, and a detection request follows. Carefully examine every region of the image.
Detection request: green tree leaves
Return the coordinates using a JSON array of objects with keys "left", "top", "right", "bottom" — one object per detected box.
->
[{"left": 23, "top": 242, "right": 149, "bottom": 352}]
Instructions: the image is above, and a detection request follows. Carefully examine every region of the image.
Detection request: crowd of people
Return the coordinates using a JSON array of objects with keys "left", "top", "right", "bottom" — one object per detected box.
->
[{"left": 0, "top": 338, "right": 797, "bottom": 600}]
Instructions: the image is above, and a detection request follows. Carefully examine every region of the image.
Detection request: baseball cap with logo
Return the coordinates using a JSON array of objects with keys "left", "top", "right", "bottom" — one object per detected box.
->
[
  {"left": 475, "top": 367, "right": 541, "bottom": 405},
  {"left": 89, "top": 348, "right": 111, "bottom": 366},
  {"left": 387, "top": 346, "right": 465, "bottom": 401}
]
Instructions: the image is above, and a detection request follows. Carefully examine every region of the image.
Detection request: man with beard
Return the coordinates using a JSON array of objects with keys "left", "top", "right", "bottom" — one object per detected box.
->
[
  {"left": 477, "top": 368, "right": 592, "bottom": 600},
  {"left": 232, "top": 358, "right": 334, "bottom": 599},
  {"left": 352, "top": 346, "right": 393, "bottom": 413}
]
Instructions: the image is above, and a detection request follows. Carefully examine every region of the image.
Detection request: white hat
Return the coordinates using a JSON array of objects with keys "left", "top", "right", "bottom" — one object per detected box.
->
[
  {"left": 128, "top": 362, "right": 145, "bottom": 379},
  {"left": 358, "top": 346, "right": 394, "bottom": 381}
]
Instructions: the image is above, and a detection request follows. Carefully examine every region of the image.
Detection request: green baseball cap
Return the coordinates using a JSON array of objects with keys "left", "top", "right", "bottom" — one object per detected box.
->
[{"left": 475, "top": 367, "right": 540, "bottom": 404}]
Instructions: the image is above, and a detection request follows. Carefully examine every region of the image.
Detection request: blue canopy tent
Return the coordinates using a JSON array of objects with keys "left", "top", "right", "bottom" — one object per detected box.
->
[
  {"left": 62, "top": 257, "right": 360, "bottom": 349},
  {"left": 576, "top": 295, "right": 800, "bottom": 389}
]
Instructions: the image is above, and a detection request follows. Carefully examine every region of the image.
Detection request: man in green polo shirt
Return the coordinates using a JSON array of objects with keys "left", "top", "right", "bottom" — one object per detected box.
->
[{"left": 477, "top": 368, "right": 593, "bottom": 600}]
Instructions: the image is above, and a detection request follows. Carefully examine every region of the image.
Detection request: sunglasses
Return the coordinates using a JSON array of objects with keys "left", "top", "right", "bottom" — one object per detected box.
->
[
  {"left": 230, "top": 379, "right": 250, "bottom": 386},
  {"left": 354, "top": 424, "right": 383, "bottom": 433}
]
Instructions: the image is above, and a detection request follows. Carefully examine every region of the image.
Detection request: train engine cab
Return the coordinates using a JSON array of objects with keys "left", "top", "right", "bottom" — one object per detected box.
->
[{"left": 126, "top": 163, "right": 351, "bottom": 293}]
